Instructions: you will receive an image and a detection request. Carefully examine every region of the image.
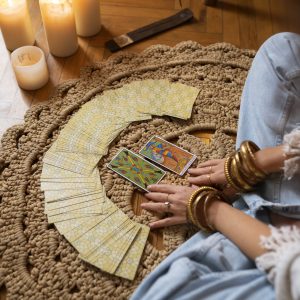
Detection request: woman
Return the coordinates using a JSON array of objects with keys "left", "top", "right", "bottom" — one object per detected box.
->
[{"left": 131, "top": 32, "right": 300, "bottom": 300}]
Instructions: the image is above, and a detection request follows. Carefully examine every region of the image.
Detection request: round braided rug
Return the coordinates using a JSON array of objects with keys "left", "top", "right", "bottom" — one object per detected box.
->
[{"left": 0, "top": 41, "right": 255, "bottom": 299}]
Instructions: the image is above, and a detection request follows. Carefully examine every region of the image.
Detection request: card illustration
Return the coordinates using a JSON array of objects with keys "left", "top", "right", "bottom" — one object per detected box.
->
[
  {"left": 107, "top": 148, "right": 166, "bottom": 192},
  {"left": 139, "top": 136, "right": 197, "bottom": 175}
]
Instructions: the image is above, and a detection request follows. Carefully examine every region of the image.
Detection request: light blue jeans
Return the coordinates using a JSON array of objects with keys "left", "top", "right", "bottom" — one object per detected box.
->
[{"left": 131, "top": 32, "right": 300, "bottom": 300}]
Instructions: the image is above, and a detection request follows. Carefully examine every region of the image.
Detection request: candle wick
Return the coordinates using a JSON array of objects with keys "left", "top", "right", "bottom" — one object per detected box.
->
[{"left": 18, "top": 54, "right": 24, "bottom": 64}]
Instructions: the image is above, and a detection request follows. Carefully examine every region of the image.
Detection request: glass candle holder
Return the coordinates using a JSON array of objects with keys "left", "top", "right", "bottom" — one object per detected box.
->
[
  {"left": 73, "top": 0, "right": 101, "bottom": 37},
  {"left": 0, "top": 0, "right": 35, "bottom": 51},
  {"left": 39, "top": 0, "right": 78, "bottom": 57},
  {"left": 11, "top": 46, "right": 49, "bottom": 90}
]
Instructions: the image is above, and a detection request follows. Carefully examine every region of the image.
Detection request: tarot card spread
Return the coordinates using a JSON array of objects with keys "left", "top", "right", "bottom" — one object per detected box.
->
[
  {"left": 107, "top": 149, "right": 166, "bottom": 192},
  {"left": 40, "top": 79, "right": 200, "bottom": 280},
  {"left": 140, "top": 136, "right": 197, "bottom": 175}
]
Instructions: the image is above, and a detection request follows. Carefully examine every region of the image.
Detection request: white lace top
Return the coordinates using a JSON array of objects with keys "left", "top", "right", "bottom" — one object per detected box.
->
[
  {"left": 256, "top": 226, "right": 300, "bottom": 300},
  {"left": 255, "top": 129, "right": 300, "bottom": 300},
  {"left": 283, "top": 128, "right": 300, "bottom": 179}
]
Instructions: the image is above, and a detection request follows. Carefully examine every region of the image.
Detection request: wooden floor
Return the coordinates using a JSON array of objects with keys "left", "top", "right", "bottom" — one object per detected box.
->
[
  {"left": 0, "top": 0, "right": 300, "bottom": 298},
  {"left": 0, "top": 0, "right": 300, "bottom": 139}
]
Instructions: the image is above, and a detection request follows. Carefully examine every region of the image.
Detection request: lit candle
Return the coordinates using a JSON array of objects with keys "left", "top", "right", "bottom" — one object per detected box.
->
[
  {"left": 73, "top": 0, "right": 101, "bottom": 37},
  {"left": 39, "top": 0, "right": 78, "bottom": 57},
  {"left": 0, "top": 0, "right": 35, "bottom": 51},
  {"left": 11, "top": 46, "right": 49, "bottom": 90}
]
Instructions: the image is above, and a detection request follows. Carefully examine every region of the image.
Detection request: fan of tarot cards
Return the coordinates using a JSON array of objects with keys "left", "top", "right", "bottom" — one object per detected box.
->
[{"left": 41, "top": 79, "right": 199, "bottom": 280}]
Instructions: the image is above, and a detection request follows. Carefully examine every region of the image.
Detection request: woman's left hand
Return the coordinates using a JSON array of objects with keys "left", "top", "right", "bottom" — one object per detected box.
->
[
  {"left": 187, "top": 159, "right": 227, "bottom": 187},
  {"left": 187, "top": 159, "right": 238, "bottom": 198},
  {"left": 141, "top": 184, "right": 197, "bottom": 229}
]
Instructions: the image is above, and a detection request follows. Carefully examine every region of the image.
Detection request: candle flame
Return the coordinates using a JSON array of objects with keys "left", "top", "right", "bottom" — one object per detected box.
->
[
  {"left": 0, "top": 0, "right": 23, "bottom": 7},
  {"left": 7, "top": 0, "right": 14, "bottom": 7},
  {"left": 50, "top": 0, "right": 68, "bottom": 3}
]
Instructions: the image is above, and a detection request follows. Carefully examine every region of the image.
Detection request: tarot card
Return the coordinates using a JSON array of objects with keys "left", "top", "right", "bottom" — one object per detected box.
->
[
  {"left": 139, "top": 136, "right": 197, "bottom": 176},
  {"left": 107, "top": 148, "right": 166, "bottom": 192},
  {"left": 83, "top": 223, "right": 141, "bottom": 274},
  {"left": 47, "top": 204, "right": 106, "bottom": 223},
  {"left": 115, "top": 224, "right": 150, "bottom": 280},
  {"left": 72, "top": 209, "right": 131, "bottom": 256}
]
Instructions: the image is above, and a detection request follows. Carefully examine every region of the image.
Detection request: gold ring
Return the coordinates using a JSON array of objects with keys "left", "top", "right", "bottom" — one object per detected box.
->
[
  {"left": 207, "top": 174, "right": 213, "bottom": 186},
  {"left": 164, "top": 201, "right": 171, "bottom": 212}
]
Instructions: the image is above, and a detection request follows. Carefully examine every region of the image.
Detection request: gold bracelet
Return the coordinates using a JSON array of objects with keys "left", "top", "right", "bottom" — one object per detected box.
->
[
  {"left": 229, "top": 157, "right": 245, "bottom": 191},
  {"left": 187, "top": 186, "right": 217, "bottom": 223},
  {"left": 224, "top": 157, "right": 242, "bottom": 191},
  {"left": 187, "top": 188, "right": 202, "bottom": 225},
  {"left": 194, "top": 191, "right": 226, "bottom": 232},
  {"left": 245, "top": 141, "right": 267, "bottom": 177},
  {"left": 240, "top": 141, "right": 266, "bottom": 180},
  {"left": 187, "top": 186, "right": 217, "bottom": 229},
  {"left": 231, "top": 156, "right": 253, "bottom": 191},
  {"left": 192, "top": 192, "right": 211, "bottom": 231},
  {"left": 234, "top": 151, "right": 258, "bottom": 185},
  {"left": 203, "top": 191, "right": 219, "bottom": 232},
  {"left": 239, "top": 147, "right": 263, "bottom": 180}
]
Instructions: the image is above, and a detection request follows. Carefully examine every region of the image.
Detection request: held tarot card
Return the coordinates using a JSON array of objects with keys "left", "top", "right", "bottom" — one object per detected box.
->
[
  {"left": 107, "top": 148, "right": 166, "bottom": 192},
  {"left": 139, "top": 136, "right": 197, "bottom": 176}
]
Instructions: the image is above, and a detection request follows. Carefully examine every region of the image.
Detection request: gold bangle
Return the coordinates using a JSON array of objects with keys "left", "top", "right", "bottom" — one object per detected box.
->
[
  {"left": 234, "top": 151, "right": 258, "bottom": 185},
  {"left": 229, "top": 157, "right": 251, "bottom": 191},
  {"left": 191, "top": 189, "right": 230, "bottom": 232},
  {"left": 192, "top": 192, "right": 211, "bottom": 231},
  {"left": 239, "top": 145, "right": 264, "bottom": 180},
  {"left": 245, "top": 141, "right": 267, "bottom": 176},
  {"left": 231, "top": 156, "right": 253, "bottom": 191},
  {"left": 187, "top": 186, "right": 218, "bottom": 229},
  {"left": 187, "top": 189, "right": 202, "bottom": 225},
  {"left": 203, "top": 191, "right": 219, "bottom": 232},
  {"left": 224, "top": 157, "right": 242, "bottom": 191},
  {"left": 240, "top": 141, "right": 266, "bottom": 180}
]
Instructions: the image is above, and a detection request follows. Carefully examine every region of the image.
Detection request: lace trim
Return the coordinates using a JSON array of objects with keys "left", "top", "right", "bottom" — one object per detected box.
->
[
  {"left": 256, "top": 225, "right": 300, "bottom": 300},
  {"left": 283, "top": 129, "right": 300, "bottom": 179}
]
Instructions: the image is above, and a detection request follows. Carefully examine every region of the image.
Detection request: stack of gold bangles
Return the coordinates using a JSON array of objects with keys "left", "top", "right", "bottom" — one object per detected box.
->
[
  {"left": 187, "top": 140, "right": 267, "bottom": 232},
  {"left": 187, "top": 186, "right": 227, "bottom": 233},
  {"left": 224, "top": 140, "right": 267, "bottom": 192}
]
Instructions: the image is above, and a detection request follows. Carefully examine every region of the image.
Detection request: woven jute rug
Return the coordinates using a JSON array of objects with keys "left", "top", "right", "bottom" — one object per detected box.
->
[{"left": 0, "top": 41, "right": 255, "bottom": 299}]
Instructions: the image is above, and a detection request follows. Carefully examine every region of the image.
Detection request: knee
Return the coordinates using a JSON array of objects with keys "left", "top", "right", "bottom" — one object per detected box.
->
[
  {"left": 255, "top": 32, "right": 300, "bottom": 79},
  {"left": 260, "top": 32, "right": 300, "bottom": 54},
  {"left": 266, "top": 32, "right": 298, "bottom": 45}
]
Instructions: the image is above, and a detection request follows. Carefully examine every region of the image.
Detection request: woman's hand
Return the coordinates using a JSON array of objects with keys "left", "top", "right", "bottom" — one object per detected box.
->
[
  {"left": 188, "top": 159, "right": 227, "bottom": 187},
  {"left": 141, "top": 184, "right": 197, "bottom": 229},
  {"left": 188, "top": 159, "right": 237, "bottom": 198}
]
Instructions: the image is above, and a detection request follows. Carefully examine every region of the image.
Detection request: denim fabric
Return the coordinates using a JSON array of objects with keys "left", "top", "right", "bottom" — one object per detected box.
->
[
  {"left": 236, "top": 32, "right": 300, "bottom": 218},
  {"left": 131, "top": 33, "right": 300, "bottom": 300},
  {"left": 131, "top": 233, "right": 273, "bottom": 300}
]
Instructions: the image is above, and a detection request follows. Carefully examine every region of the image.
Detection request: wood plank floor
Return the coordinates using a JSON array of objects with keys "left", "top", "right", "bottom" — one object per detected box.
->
[
  {"left": 0, "top": 1, "right": 300, "bottom": 298},
  {"left": 0, "top": 0, "right": 300, "bottom": 139}
]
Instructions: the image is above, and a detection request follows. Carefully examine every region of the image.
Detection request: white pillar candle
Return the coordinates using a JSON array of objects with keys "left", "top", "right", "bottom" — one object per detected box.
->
[
  {"left": 39, "top": 0, "right": 78, "bottom": 57},
  {"left": 73, "top": 0, "right": 101, "bottom": 37},
  {"left": 11, "top": 46, "right": 49, "bottom": 90},
  {"left": 0, "top": 0, "right": 35, "bottom": 51}
]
